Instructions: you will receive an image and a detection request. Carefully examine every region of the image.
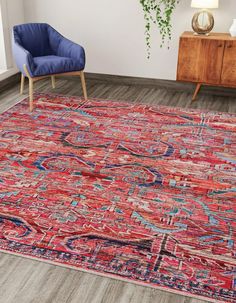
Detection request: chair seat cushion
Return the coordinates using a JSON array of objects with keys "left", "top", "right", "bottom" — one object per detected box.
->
[{"left": 33, "top": 55, "right": 82, "bottom": 77}]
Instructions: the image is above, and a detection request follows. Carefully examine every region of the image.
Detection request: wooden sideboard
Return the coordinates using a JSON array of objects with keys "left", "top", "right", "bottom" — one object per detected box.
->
[{"left": 177, "top": 31, "right": 236, "bottom": 100}]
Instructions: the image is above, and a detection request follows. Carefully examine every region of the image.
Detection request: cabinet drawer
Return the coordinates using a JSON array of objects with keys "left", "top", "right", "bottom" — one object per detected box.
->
[
  {"left": 177, "top": 37, "right": 225, "bottom": 84},
  {"left": 177, "top": 37, "right": 202, "bottom": 82},
  {"left": 221, "top": 41, "right": 236, "bottom": 86},
  {"left": 201, "top": 39, "right": 225, "bottom": 84}
]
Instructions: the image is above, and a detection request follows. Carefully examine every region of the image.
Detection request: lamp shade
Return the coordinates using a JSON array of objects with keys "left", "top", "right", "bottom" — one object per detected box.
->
[{"left": 191, "top": 0, "right": 219, "bottom": 8}]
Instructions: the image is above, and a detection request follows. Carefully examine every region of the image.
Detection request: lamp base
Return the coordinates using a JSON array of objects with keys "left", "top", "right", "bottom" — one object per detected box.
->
[
  {"left": 193, "top": 32, "right": 210, "bottom": 36},
  {"left": 192, "top": 9, "right": 214, "bottom": 35}
]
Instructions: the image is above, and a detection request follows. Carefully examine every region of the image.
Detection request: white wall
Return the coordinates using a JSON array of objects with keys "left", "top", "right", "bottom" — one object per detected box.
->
[
  {"left": 22, "top": 0, "right": 236, "bottom": 80},
  {"left": 5, "top": 0, "right": 25, "bottom": 68},
  {"left": 0, "top": 0, "right": 25, "bottom": 80},
  {"left": 0, "top": 2, "right": 7, "bottom": 70}
]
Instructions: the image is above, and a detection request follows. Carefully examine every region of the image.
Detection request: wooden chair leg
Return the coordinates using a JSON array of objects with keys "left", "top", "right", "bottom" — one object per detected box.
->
[
  {"left": 29, "top": 79, "right": 34, "bottom": 112},
  {"left": 192, "top": 83, "right": 202, "bottom": 101},
  {"left": 23, "top": 64, "right": 35, "bottom": 111},
  {"left": 80, "top": 71, "right": 88, "bottom": 100},
  {"left": 51, "top": 75, "right": 56, "bottom": 89},
  {"left": 20, "top": 74, "right": 25, "bottom": 95}
]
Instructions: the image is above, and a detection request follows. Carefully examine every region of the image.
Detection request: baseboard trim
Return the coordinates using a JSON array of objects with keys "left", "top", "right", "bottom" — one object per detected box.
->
[{"left": 1, "top": 72, "right": 236, "bottom": 98}]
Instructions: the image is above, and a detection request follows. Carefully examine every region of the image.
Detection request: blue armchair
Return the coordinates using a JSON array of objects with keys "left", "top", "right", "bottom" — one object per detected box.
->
[{"left": 12, "top": 23, "right": 87, "bottom": 111}]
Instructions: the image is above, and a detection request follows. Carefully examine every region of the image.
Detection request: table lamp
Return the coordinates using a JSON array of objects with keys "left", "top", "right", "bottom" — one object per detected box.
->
[{"left": 191, "top": 0, "right": 219, "bottom": 35}]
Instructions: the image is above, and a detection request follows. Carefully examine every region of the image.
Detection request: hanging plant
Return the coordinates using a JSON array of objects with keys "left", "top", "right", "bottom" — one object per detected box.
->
[{"left": 140, "top": 0, "right": 180, "bottom": 58}]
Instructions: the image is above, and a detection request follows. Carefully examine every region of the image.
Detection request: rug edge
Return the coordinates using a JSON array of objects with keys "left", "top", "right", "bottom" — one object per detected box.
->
[
  {"left": 0, "top": 96, "right": 26, "bottom": 115},
  {"left": 0, "top": 248, "right": 225, "bottom": 303},
  {"left": 2, "top": 92, "right": 235, "bottom": 117},
  {"left": 33, "top": 92, "right": 236, "bottom": 116}
]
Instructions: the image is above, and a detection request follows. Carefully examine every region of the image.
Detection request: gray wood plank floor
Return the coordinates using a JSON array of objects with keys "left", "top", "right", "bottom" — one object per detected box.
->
[{"left": 0, "top": 76, "right": 235, "bottom": 303}]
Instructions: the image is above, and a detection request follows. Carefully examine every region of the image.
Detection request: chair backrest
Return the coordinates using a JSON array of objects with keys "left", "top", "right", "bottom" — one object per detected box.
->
[{"left": 13, "top": 23, "right": 54, "bottom": 57}]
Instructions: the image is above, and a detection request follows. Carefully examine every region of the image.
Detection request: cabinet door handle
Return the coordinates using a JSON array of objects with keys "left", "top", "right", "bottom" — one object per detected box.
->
[
  {"left": 218, "top": 44, "right": 223, "bottom": 48},
  {"left": 227, "top": 44, "right": 233, "bottom": 48}
]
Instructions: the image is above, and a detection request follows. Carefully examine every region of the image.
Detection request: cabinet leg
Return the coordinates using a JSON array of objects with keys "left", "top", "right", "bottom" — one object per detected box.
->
[{"left": 192, "top": 83, "right": 202, "bottom": 101}]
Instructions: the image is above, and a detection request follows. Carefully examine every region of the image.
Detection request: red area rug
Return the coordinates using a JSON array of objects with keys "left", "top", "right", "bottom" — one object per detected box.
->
[{"left": 0, "top": 94, "right": 236, "bottom": 302}]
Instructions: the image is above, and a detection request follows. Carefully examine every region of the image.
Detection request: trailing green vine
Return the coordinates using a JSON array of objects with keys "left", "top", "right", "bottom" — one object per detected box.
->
[{"left": 140, "top": 0, "right": 180, "bottom": 58}]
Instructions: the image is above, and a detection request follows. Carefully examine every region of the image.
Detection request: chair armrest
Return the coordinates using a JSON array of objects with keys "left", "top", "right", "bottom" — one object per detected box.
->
[
  {"left": 12, "top": 41, "right": 35, "bottom": 77},
  {"left": 57, "top": 37, "right": 85, "bottom": 68}
]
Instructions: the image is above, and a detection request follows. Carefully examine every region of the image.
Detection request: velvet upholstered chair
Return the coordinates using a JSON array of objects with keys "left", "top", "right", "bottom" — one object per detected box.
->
[{"left": 12, "top": 23, "right": 87, "bottom": 111}]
